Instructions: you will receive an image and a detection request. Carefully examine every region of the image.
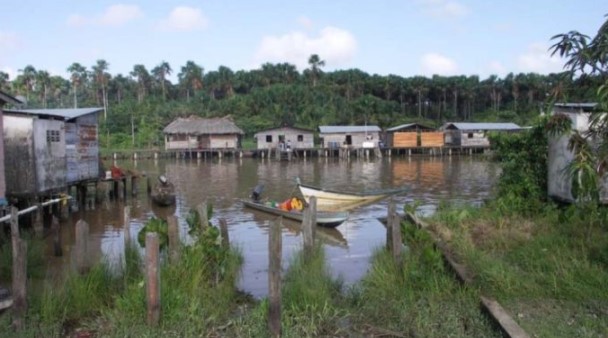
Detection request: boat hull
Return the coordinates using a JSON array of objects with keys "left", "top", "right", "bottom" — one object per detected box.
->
[
  {"left": 298, "top": 183, "right": 400, "bottom": 211},
  {"left": 241, "top": 200, "right": 348, "bottom": 228}
]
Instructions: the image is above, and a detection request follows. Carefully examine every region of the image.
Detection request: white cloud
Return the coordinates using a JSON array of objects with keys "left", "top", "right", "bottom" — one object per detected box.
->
[
  {"left": 253, "top": 26, "right": 357, "bottom": 70},
  {"left": 66, "top": 4, "right": 142, "bottom": 28},
  {"left": 420, "top": 52, "right": 458, "bottom": 75},
  {"left": 418, "top": 0, "right": 469, "bottom": 19},
  {"left": 159, "top": 6, "right": 208, "bottom": 32},
  {"left": 99, "top": 4, "right": 143, "bottom": 26},
  {"left": 517, "top": 42, "right": 564, "bottom": 74}
]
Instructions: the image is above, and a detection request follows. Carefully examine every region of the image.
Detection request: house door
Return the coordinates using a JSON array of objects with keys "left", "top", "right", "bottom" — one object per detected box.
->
[{"left": 345, "top": 135, "right": 352, "bottom": 145}]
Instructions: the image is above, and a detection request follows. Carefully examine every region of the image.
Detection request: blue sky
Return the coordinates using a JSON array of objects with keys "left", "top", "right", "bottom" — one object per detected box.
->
[{"left": 0, "top": 1, "right": 605, "bottom": 82}]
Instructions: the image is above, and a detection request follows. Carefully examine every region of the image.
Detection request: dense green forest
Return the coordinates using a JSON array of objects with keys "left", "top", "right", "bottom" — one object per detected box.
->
[{"left": 0, "top": 55, "right": 604, "bottom": 148}]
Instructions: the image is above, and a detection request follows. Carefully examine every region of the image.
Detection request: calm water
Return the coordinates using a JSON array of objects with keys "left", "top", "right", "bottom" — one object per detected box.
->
[{"left": 49, "top": 156, "right": 500, "bottom": 298}]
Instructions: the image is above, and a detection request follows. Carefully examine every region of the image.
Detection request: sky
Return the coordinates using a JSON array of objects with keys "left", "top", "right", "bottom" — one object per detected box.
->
[{"left": 0, "top": 0, "right": 606, "bottom": 83}]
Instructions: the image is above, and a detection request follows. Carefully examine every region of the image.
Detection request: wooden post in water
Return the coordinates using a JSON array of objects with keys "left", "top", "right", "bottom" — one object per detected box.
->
[
  {"left": 124, "top": 206, "right": 131, "bottom": 245},
  {"left": 389, "top": 201, "right": 403, "bottom": 266},
  {"left": 74, "top": 220, "right": 89, "bottom": 273},
  {"left": 197, "top": 201, "right": 209, "bottom": 231},
  {"left": 145, "top": 233, "right": 160, "bottom": 326},
  {"left": 147, "top": 176, "right": 152, "bottom": 195},
  {"left": 268, "top": 217, "right": 282, "bottom": 337},
  {"left": 122, "top": 178, "right": 128, "bottom": 199},
  {"left": 167, "top": 215, "right": 180, "bottom": 263},
  {"left": 131, "top": 176, "right": 139, "bottom": 196},
  {"left": 219, "top": 218, "right": 230, "bottom": 248}
]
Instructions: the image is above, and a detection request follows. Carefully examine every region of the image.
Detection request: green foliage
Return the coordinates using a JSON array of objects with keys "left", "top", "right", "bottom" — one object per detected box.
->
[
  {"left": 0, "top": 235, "right": 46, "bottom": 280},
  {"left": 137, "top": 217, "right": 168, "bottom": 248},
  {"left": 489, "top": 119, "right": 549, "bottom": 215}
]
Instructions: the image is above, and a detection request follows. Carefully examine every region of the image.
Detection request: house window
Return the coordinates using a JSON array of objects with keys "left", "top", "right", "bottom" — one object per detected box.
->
[
  {"left": 47, "top": 130, "right": 60, "bottom": 142},
  {"left": 297, "top": 134, "right": 303, "bottom": 142},
  {"left": 467, "top": 133, "right": 474, "bottom": 139},
  {"left": 266, "top": 135, "right": 273, "bottom": 143}
]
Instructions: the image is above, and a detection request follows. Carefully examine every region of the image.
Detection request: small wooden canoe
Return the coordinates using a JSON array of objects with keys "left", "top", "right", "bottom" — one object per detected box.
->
[
  {"left": 297, "top": 182, "right": 407, "bottom": 211},
  {"left": 241, "top": 199, "right": 348, "bottom": 228},
  {"left": 150, "top": 175, "right": 176, "bottom": 207}
]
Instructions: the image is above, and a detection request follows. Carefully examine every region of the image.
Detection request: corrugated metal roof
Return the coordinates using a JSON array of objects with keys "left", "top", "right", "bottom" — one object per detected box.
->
[
  {"left": 163, "top": 116, "right": 244, "bottom": 135},
  {"left": 386, "top": 123, "right": 435, "bottom": 132},
  {"left": 253, "top": 126, "right": 314, "bottom": 137},
  {"left": 0, "top": 90, "right": 22, "bottom": 105},
  {"left": 319, "top": 125, "right": 382, "bottom": 133},
  {"left": 4, "top": 107, "right": 103, "bottom": 120},
  {"left": 443, "top": 122, "right": 521, "bottom": 131}
]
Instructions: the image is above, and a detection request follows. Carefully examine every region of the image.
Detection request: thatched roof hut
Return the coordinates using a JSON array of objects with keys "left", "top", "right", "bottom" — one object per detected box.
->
[{"left": 163, "top": 116, "right": 244, "bottom": 150}]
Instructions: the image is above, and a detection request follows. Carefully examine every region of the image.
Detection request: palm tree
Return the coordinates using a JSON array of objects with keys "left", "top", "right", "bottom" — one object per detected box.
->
[
  {"left": 130, "top": 64, "right": 151, "bottom": 103},
  {"left": 67, "top": 62, "right": 87, "bottom": 108},
  {"left": 19, "top": 65, "right": 37, "bottom": 101},
  {"left": 0, "top": 71, "right": 10, "bottom": 91},
  {"left": 178, "top": 61, "right": 204, "bottom": 102},
  {"left": 36, "top": 70, "right": 51, "bottom": 108},
  {"left": 92, "top": 59, "right": 110, "bottom": 119},
  {"left": 152, "top": 61, "right": 172, "bottom": 100},
  {"left": 307, "top": 54, "right": 325, "bottom": 87}
]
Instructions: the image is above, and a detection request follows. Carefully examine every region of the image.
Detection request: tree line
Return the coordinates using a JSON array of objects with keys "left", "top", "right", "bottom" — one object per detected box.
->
[{"left": 0, "top": 54, "right": 603, "bottom": 149}]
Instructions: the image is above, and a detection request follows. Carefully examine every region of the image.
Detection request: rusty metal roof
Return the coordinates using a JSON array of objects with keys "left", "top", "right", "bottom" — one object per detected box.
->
[
  {"left": 319, "top": 125, "right": 381, "bottom": 133},
  {"left": 163, "top": 116, "right": 244, "bottom": 135},
  {"left": 4, "top": 107, "right": 102, "bottom": 120}
]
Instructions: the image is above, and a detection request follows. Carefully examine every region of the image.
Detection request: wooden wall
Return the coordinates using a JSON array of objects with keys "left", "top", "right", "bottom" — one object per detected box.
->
[
  {"left": 420, "top": 132, "right": 445, "bottom": 147},
  {"left": 392, "top": 132, "right": 417, "bottom": 147}
]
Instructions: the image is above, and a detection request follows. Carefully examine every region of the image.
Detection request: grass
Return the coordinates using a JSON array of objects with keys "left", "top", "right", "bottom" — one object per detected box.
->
[{"left": 427, "top": 202, "right": 608, "bottom": 337}]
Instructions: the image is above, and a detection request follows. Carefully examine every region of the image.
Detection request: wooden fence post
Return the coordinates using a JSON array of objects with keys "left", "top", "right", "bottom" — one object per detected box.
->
[
  {"left": 219, "top": 218, "right": 230, "bottom": 248},
  {"left": 146, "top": 233, "right": 160, "bottom": 326},
  {"left": 167, "top": 215, "right": 180, "bottom": 263},
  {"left": 197, "top": 201, "right": 209, "bottom": 231},
  {"left": 33, "top": 203, "right": 43, "bottom": 237},
  {"left": 124, "top": 206, "right": 131, "bottom": 245},
  {"left": 74, "top": 220, "right": 90, "bottom": 273},
  {"left": 389, "top": 202, "right": 403, "bottom": 266},
  {"left": 51, "top": 216, "right": 62, "bottom": 257},
  {"left": 302, "top": 197, "right": 317, "bottom": 256},
  {"left": 10, "top": 207, "right": 27, "bottom": 331},
  {"left": 386, "top": 200, "right": 395, "bottom": 251},
  {"left": 268, "top": 217, "right": 282, "bottom": 337}
]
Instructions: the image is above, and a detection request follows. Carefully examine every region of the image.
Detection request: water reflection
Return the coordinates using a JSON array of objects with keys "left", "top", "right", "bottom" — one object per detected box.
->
[{"left": 45, "top": 156, "right": 499, "bottom": 298}]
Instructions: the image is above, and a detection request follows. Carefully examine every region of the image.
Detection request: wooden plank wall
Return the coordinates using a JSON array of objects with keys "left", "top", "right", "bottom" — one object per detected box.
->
[
  {"left": 392, "top": 132, "right": 417, "bottom": 147},
  {"left": 421, "top": 132, "right": 445, "bottom": 147}
]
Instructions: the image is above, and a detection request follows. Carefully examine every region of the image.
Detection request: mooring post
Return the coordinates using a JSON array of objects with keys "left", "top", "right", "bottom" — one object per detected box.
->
[
  {"left": 10, "top": 207, "right": 27, "bottom": 331},
  {"left": 268, "top": 217, "right": 282, "bottom": 337},
  {"left": 147, "top": 176, "right": 152, "bottom": 195},
  {"left": 219, "top": 218, "right": 230, "bottom": 248},
  {"left": 131, "top": 176, "right": 139, "bottom": 196},
  {"left": 167, "top": 215, "right": 180, "bottom": 263},
  {"left": 145, "top": 233, "right": 160, "bottom": 326},
  {"left": 123, "top": 206, "right": 131, "bottom": 245},
  {"left": 75, "top": 220, "right": 90, "bottom": 273}
]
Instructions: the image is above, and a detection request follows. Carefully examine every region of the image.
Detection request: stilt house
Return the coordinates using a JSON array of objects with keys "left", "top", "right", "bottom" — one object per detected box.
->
[
  {"left": 3, "top": 107, "right": 102, "bottom": 198},
  {"left": 385, "top": 123, "right": 440, "bottom": 148},
  {"left": 163, "top": 116, "right": 244, "bottom": 151},
  {"left": 253, "top": 126, "right": 315, "bottom": 150},
  {"left": 319, "top": 125, "right": 381, "bottom": 148},
  {"left": 0, "top": 90, "right": 22, "bottom": 205},
  {"left": 441, "top": 122, "right": 521, "bottom": 146}
]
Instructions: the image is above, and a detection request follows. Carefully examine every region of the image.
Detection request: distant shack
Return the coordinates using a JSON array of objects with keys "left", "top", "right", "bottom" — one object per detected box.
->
[
  {"left": 254, "top": 126, "right": 315, "bottom": 150},
  {"left": 441, "top": 122, "right": 521, "bottom": 147},
  {"left": 3, "top": 107, "right": 102, "bottom": 199},
  {"left": 163, "top": 116, "right": 244, "bottom": 151},
  {"left": 319, "top": 125, "right": 381, "bottom": 148},
  {"left": 385, "top": 123, "right": 442, "bottom": 148}
]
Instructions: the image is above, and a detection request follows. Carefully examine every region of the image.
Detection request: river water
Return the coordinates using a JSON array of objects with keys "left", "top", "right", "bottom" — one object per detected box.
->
[{"left": 48, "top": 156, "right": 500, "bottom": 298}]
